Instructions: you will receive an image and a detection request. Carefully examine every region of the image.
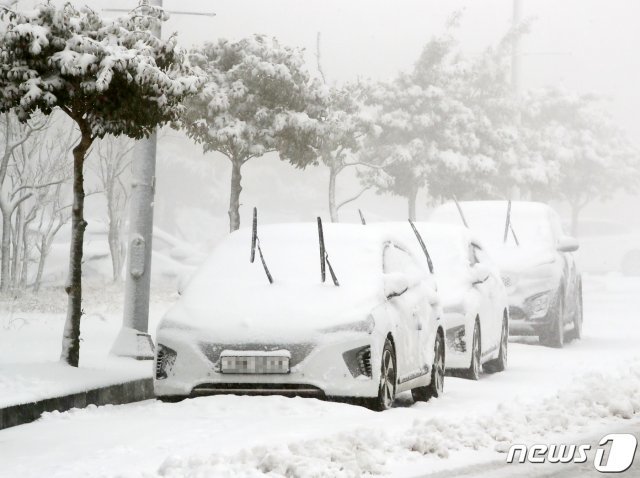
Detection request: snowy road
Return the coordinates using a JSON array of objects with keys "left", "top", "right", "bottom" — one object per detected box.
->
[{"left": 1, "top": 275, "right": 640, "bottom": 477}]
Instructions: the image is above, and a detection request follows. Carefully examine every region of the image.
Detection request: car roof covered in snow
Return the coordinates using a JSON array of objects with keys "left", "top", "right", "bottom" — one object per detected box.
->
[
  {"left": 372, "top": 222, "right": 481, "bottom": 296},
  {"left": 430, "top": 200, "right": 556, "bottom": 248}
]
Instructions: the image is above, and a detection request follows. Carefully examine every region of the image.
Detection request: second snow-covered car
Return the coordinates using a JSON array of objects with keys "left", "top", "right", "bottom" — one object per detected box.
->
[
  {"left": 155, "top": 221, "right": 445, "bottom": 410},
  {"left": 431, "top": 200, "right": 582, "bottom": 348},
  {"left": 412, "top": 223, "right": 509, "bottom": 379}
]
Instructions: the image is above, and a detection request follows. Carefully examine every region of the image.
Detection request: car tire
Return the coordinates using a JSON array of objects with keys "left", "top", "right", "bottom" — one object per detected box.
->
[
  {"left": 412, "top": 330, "right": 445, "bottom": 402},
  {"left": 462, "top": 320, "right": 481, "bottom": 380},
  {"left": 621, "top": 250, "right": 640, "bottom": 276},
  {"left": 157, "top": 395, "right": 187, "bottom": 403},
  {"left": 540, "top": 293, "right": 564, "bottom": 348},
  {"left": 365, "top": 339, "right": 396, "bottom": 411},
  {"left": 484, "top": 313, "right": 508, "bottom": 373},
  {"left": 566, "top": 280, "right": 583, "bottom": 342}
]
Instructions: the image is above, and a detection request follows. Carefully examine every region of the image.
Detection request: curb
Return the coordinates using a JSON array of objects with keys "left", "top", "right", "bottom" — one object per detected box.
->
[{"left": 0, "top": 377, "right": 154, "bottom": 430}]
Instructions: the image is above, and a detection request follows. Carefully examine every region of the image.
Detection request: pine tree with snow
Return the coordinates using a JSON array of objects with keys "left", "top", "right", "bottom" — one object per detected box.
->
[
  {"left": 181, "top": 35, "right": 324, "bottom": 231},
  {"left": 0, "top": 3, "right": 202, "bottom": 366}
]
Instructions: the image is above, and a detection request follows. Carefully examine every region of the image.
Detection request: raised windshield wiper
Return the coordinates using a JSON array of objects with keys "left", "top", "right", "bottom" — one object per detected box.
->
[
  {"left": 453, "top": 196, "right": 469, "bottom": 228},
  {"left": 358, "top": 209, "right": 367, "bottom": 225},
  {"left": 503, "top": 200, "right": 520, "bottom": 246},
  {"left": 408, "top": 219, "right": 434, "bottom": 274},
  {"left": 317, "top": 217, "right": 339, "bottom": 286},
  {"left": 250, "top": 207, "right": 274, "bottom": 284}
]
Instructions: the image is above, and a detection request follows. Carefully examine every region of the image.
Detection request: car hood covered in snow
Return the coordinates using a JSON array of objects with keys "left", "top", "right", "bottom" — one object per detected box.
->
[{"left": 159, "top": 223, "right": 396, "bottom": 342}]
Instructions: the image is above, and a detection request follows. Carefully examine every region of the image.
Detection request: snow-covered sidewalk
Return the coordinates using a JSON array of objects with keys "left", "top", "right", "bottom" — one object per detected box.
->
[{"left": 0, "top": 284, "right": 175, "bottom": 408}]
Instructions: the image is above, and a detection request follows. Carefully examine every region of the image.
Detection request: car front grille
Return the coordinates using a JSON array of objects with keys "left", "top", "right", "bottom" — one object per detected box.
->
[
  {"left": 191, "top": 383, "right": 325, "bottom": 397},
  {"left": 199, "top": 342, "right": 315, "bottom": 370}
]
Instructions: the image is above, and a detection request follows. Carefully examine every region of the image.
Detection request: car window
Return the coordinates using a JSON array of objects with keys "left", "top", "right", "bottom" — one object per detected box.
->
[
  {"left": 471, "top": 243, "right": 490, "bottom": 264},
  {"left": 383, "top": 243, "right": 421, "bottom": 277},
  {"left": 468, "top": 243, "right": 478, "bottom": 266},
  {"left": 548, "top": 210, "right": 564, "bottom": 242}
]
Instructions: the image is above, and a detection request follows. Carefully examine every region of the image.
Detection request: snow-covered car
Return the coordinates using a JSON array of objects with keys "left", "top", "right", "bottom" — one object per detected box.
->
[
  {"left": 431, "top": 201, "right": 582, "bottom": 348},
  {"left": 154, "top": 222, "right": 445, "bottom": 410},
  {"left": 573, "top": 219, "right": 640, "bottom": 276},
  {"left": 410, "top": 223, "right": 509, "bottom": 379}
]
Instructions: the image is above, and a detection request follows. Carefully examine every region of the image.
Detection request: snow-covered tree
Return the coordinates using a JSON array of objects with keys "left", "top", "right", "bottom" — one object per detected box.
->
[
  {"left": 316, "top": 83, "right": 380, "bottom": 222},
  {"left": 360, "top": 29, "right": 522, "bottom": 219},
  {"left": 0, "top": 112, "right": 51, "bottom": 292},
  {"left": 0, "top": 3, "right": 201, "bottom": 366},
  {"left": 182, "top": 35, "right": 324, "bottom": 231},
  {"left": 520, "top": 88, "right": 640, "bottom": 234},
  {"left": 92, "top": 136, "right": 134, "bottom": 283}
]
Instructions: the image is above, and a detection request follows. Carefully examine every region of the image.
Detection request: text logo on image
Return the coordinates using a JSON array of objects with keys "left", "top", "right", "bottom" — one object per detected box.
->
[{"left": 506, "top": 433, "right": 638, "bottom": 473}]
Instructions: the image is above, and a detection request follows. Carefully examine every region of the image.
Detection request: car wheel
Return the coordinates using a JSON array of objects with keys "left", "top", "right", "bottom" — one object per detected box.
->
[
  {"left": 365, "top": 339, "right": 396, "bottom": 411},
  {"left": 462, "top": 320, "right": 481, "bottom": 380},
  {"left": 566, "top": 281, "right": 583, "bottom": 342},
  {"left": 621, "top": 250, "right": 640, "bottom": 276},
  {"left": 412, "top": 330, "right": 444, "bottom": 402},
  {"left": 540, "top": 294, "right": 564, "bottom": 348},
  {"left": 484, "top": 314, "right": 508, "bottom": 373}
]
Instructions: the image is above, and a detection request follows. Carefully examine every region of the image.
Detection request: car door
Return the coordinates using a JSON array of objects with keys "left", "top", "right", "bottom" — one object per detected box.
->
[
  {"left": 469, "top": 242, "right": 501, "bottom": 356},
  {"left": 471, "top": 242, "right": 503, "bottom": 353},
  {"left": 382, "top": 243, "right": 431, "bottom": 383},
  {"left": 549, "top": 210, "right": 578, "bottom": 321}
]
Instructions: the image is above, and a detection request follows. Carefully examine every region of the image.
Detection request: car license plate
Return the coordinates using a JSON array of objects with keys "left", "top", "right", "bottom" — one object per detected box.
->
[{"left": 220, "top": 352, "right": 290, "bottom": 374}]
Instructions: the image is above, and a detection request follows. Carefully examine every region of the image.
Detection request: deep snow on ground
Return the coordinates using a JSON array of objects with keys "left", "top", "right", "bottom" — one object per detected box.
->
[
  {"left": 1, "top": 275, "right": 639, "bottom": 477},
  {"left": 0, "top": 284, "right": 176, "bottom": 407}
]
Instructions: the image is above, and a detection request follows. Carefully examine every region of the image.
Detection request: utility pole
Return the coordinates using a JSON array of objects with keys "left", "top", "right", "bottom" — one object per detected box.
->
[
  {"left": 511, "top": 0, "right": 523, "bottom": 97},
  {"left": 110, "top": 0, "right": 214, "bottom": 359}
]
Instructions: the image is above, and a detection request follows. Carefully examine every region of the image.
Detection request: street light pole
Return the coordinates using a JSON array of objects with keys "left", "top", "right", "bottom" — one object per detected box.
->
[
  {"left": 110, "top": 1, "right": 214, "bottom": 359},
  {"left": 111, "top": 0, "right": 162, "bottom": 360}
]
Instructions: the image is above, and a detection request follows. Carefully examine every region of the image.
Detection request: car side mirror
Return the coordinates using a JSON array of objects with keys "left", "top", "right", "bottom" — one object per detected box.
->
[
  {"left": 384, "top": 273, "right": 409, "bottom": 299},
  {"left": 472, "top": 263, "right": 491, "bottom": 285},
  {"left": 557, "top": 236, "right": 579, "bottom": 253}
]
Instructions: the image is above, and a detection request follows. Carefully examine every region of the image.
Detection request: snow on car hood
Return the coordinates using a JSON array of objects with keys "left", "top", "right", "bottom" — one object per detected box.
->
[
  {"left": 487, "top": 244, "right": 557, "bottom": 273},
  {"left": 160, "top": 224, "right": 388, "bottom": 342}
]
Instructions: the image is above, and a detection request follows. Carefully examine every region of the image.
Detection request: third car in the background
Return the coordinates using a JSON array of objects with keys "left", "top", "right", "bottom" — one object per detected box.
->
[{"left": 431, "top": 201, "right": 582, "bottom": 348}]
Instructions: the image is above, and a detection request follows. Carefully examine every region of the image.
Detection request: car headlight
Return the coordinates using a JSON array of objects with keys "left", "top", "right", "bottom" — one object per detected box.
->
[
  {"left": 501, "top": 274, "right": 517, "bottom": 288},
  {"left": 155, "top": 344, "right": 177, "bottom": 380},
  {"left": 525, "top": 291, "right": 553, "bottom": 319},
  {"left": 321, "top": 316, "right": 375, "bottom": 334}
]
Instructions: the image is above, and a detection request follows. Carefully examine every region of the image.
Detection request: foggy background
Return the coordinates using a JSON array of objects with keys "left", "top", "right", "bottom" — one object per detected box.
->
[{"left": 16, "top": 0, "right": 640, "bottom": 248}]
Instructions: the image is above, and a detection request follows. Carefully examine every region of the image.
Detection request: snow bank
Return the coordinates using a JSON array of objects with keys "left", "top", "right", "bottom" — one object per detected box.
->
[{"left": 154, "top": 358, "right": 640, "bottom": 478}]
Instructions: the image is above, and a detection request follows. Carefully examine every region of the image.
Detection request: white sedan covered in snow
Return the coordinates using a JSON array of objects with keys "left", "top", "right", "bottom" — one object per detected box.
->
[
  {"left": 431, "top": 201, "right": 582, "bottom": 348},
  {"left": 410, "top": 223, "right": 509, "bottom": 379},
  {"left": 155, "top": 221, "right": 445, "bottom": 410}
]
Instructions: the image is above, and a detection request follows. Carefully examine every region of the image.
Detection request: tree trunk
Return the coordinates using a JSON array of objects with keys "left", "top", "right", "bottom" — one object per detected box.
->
[
  {"left": 108, "top": 222, "right": 122, "bottom": 283},
  {"left": 328, "top": 166, "right": 338, "bottom": 223},
  {"left": 0, "top": 209, "right": 11, "bottom": 292},
  {"left": 10, "top": 207, "right": 21, "bottom": 287},
  {"left": 228, "top": 159, "right": 243, "bottom": 232},
  {"left": 60, "top": 128, "right": 93, "bottom": 367},
  {"left": 33, "top": 236, "right": 47, "bottom": 294},
  {"left": 19, "top": 223, "right": 30, "bottom": 289},
  {"left": 407, "top": 186, "right": 418, "bottom": 222}
]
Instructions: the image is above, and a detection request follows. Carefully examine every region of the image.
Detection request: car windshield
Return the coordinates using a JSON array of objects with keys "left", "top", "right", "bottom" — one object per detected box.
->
[
  {"left": 177, "top": 224, "right": 387, "bottom": 331},
  {"left": 431, "top": 202, "right": 554, "bottom": 249}
]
